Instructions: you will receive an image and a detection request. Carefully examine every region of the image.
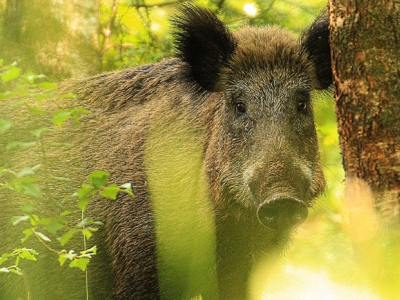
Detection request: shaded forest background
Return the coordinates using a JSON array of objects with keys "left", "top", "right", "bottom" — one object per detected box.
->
[{"left": 0, "top": 0, "right": 398, "bottom": 299}]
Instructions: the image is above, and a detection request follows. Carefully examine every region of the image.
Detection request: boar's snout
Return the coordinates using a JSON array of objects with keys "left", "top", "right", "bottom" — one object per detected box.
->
[{"left": 257, "top": 197, "right": 308, "bottom": 230}]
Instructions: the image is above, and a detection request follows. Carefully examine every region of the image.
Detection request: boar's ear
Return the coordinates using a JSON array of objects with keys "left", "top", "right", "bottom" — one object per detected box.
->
[
  {"left": 172, "top": 4, "right": 237, "bottom": 91},
  {"left": 301, "top": 10, "right": 332, "bottom": 89}
]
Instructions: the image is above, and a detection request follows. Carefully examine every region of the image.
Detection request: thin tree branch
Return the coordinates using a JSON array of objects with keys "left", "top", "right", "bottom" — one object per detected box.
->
[{"left": 129, "top": 0, "right": 187, "bottom": 9}]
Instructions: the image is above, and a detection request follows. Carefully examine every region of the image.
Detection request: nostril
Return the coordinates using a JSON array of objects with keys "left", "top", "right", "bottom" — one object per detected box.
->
[{"left": 257, "top": 197, "right": 308, "bottom": 230}]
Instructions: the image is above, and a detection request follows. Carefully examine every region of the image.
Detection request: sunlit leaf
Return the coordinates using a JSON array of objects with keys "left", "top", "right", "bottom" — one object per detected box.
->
[
  {"left": 1, "top": 66, "right": 21, "bottom": 82},
  {"left": 12, "top": 178, "right": 42, "bottom": 198},
  {"left": 17, "top": 164, "right": 42, "bottom": 178},
  {"left": 58, "top": 250, "right": 77, "bottom": 265},
  {"left": 78, "top": 196, "right": 90, "bottom": 212},
  {"left": 75, "top": 217, "right": 94, "bottom": 229},
  {"left": 9, "top": 268, "right": 23, "bottom": 276},
  {"left": 21, "top": 228, "right": 34, "bottom": 243},
  {"left": 18, "top": 248, "right": 38, "bottom": 261},
  {"left": 0, "top": 91, "right": 15, "bottom": 100},
  {"left": 82, "top": 228, "right": 93, "bottom": 240},
  {"left": 37, "top": 81, "right": 57, "bottom": 90},
  {"left": 58, "top": 93, "right": 77, "bottom": 99},
  {"left": 51, "top": 110, "right": 72, "bottom": 127},
  {"left": 39, "top": 217, "right": 65, "bottom": 234},
  {"left": 121, "top": 182, "right": 134, "bottom": 197},
  {"left": 88, "top": 170, "right": 109, "bottom": 189},
  {"left": 58, "top": 253, "right": 67, "bottom": 266},
  {"left": 34, "top": 231, "right": 51, "bottom": 242},
  {"left": 0, "top": 267, "right": 10, "bottom": 273},
  {"left": 11, "top": 215, "right": 30, "bottom": 226},
  {"left": 59, "top": 229, "right": 77, "bottom": 246},
  {"left": 100, "top": 184, "right": 120, "bottom": 200},
  {"left": 69, "top": 257, "right": 90, "bottom": 271}
]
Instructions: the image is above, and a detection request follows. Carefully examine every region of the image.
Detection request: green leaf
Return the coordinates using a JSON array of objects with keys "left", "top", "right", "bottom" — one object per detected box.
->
[
  {"left": 69, "top": 257, "right": 90, "bottom": 271},
  {"left": 88, "top": 171, "right": 109, "bottom": 189},
  {"left": 23, "top": 72, "right": 46, "bottom": 84},
  {"left": 84, "top": 245, "right": 97, "bottom": 255},
  {"left": 75, "top": 107, "right": 91, "bottom": 114},
  {"left": 34, "top": 231, "right": 51, "bottom": 242},
  {"left": 37, "top": 81, "right": 57, "bottom": 90},
  {"left": 11, "top": 215, "right": 30, "bottom": 226},
  {"left": 51, "top": 110, "right": 72, "bottom": 127},
  {"left": 0, "top": 119, "right": 12, "bottom": 135},
  {"left": 0, "top": 91, "right": 15, "bottom": 100},
  {"left": 20, "top": 203, "right": 35, "bottom": 213},
  {"left": 0, "top": 253, "right": 11, "bottom": 265},
  {"left": 82, "top": 228, "right": 93, "bottom": 240},
  {"left": 17, "top": 164, "right": 42, "bottom": 178},
  {"left": 58, "top": 250, "right": 77, "bottom": 265},
  {"left": 78, "top": 196, "right": 90, "bottom": 212},
  {"left": 39, "top": 218, "right": 65, "bottom": 234},
  {"left": 0, "top": 267, "right": 10, "bottom": 273},
  {"left": 59, "top": 229, "right": 77, "bottom": 246},
  {"left": 9, "top": 268, "right": 23, "bottom": 276},
  {"left": 18, "top": 248, "right": 38, "bottom": 261},
  {"left": 77, "top": 183, "right": 94, "bottom": 199},
  {"left": 1, "top": 66, "right": 21, "bottom": 82},
  {"left": 75, "top": 217, "right": 94, "bottom": 229},
  {"left": 60, "top": 210, "right": 72, "bottom": 217},
  {"left": 29, "top": 214, "right": 40, "bottom": 226},
  {"left": 58, "top": 253, "right": 67, "bottom": 266},
  {"left": 21, "top": 228, "right": 34, "bottom": 243},
  {"left": 12, "top": 178, "right": 42, "bottom": 198},
  {"left": 58, "top": 93, "right": 77, "bottom": 99},
  {"left": 121, "top": 182, "right": 134, "bottom": 197},
  {"left": 100, "top": 184, "right": 120, "bottom": 200},
  {"left": 6, "top": 141, "right": 37, "bottom": 151}
]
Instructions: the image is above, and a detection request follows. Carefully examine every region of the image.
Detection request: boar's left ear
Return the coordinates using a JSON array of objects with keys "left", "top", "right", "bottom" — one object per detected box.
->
[
  {"left": 172, "top": 4, "right": 237, "bottom": 91},
  {"left": 301, "top": 10, "right": 332, "bottom": 90}
]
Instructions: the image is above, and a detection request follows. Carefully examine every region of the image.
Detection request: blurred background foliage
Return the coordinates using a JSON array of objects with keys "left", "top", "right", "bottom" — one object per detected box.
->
[{"left": 1, "top": 0, "right": 398, "bottom": 299}]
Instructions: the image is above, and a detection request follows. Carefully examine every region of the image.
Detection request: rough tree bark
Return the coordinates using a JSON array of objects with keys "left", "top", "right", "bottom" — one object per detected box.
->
[
  {"left": 329, "top": 0, "right": 400, "bottom": 223},
  {"left": 1, "top": 0, "right": 100, "bottom": 79}
]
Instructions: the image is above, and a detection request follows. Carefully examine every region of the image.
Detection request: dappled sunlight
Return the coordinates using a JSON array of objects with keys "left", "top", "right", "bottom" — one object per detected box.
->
[
  {"left": 243, "top": 3, "right": 258, "bottom": 17},
  {"left": 263, "top": 265, "right": 381, "bottom": 300}
]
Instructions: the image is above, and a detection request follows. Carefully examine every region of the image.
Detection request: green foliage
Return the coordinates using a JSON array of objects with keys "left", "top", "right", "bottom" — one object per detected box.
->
[
  {"left": 0, "top": 62, "right": 133, "bottom": 287},
  {"left": 99, "top": 0, "right": 326, "bottom": 71},
  {"left": 0, "top": 248, "right": 38, "bottom": 276}
]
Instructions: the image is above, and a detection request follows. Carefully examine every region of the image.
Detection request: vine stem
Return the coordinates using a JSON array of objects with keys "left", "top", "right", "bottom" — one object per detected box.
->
[{"left": 82, "top": 210, "right": 89, "bottom": 300}]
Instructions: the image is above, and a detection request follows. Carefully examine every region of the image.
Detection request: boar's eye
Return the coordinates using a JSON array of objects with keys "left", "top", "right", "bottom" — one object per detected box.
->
[
  {"left": 297, "top": 100, "right": 307, "bottom": 112},
  {"left": 296, "top": 92, "right": 310, "bottom": 114},
  {"left": 235, "top": 101, "right": 247, "bottom": 114}
]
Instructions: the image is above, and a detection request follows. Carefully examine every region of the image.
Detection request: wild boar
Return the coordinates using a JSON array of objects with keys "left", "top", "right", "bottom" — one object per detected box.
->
[{"left": 0, "top": 4, "right": 332, "bottom": 300}]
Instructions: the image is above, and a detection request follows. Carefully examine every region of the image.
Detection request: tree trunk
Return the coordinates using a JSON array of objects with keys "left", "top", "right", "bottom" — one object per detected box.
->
[
  {"left": 1, "top": 0, "right": 100, "bottom": 79},
  {"left": 329, "top": 0, "right": 400, "bottom": 223}
]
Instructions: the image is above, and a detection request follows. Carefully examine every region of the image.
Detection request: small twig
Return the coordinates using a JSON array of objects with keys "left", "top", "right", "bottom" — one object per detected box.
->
[{"left": 129, "top": 0, "right": 187, "bottom": 9}]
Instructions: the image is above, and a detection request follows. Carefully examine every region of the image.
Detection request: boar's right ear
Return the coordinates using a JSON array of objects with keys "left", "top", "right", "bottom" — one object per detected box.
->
[
  {"left": 172, "top": 4, "right": 237, "bottom": 91},
  {"left": 301, "top": 10, "right": 332, "bottom": 90}
]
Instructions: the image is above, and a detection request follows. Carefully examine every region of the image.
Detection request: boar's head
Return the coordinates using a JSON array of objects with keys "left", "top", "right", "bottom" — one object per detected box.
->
[{"left": 173, "top": 4, "right": 331, "bottom": 231}]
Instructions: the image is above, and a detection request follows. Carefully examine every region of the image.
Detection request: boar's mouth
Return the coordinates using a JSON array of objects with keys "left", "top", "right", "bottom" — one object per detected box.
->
[{"left": 257, "top": 196, "right": 308, "bottom": 230}]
